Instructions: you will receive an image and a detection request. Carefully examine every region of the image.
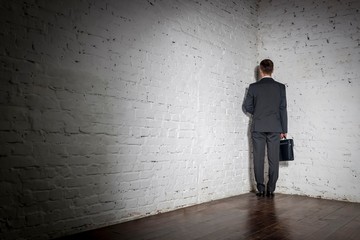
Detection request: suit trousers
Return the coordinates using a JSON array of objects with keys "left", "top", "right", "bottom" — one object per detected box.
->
[{"left": 252, "top": 132, "right": 280, "bottom": 192}]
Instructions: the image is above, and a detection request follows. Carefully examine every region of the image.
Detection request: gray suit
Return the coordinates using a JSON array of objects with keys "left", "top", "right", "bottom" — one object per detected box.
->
[{"left": 243, "top": 77, "right": 288, "bottom": 193}]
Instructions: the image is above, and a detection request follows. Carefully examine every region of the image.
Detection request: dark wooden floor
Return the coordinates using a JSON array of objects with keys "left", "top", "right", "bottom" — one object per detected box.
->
[{"left": 57, "top": 193, "right": 360, "bottom": 240}]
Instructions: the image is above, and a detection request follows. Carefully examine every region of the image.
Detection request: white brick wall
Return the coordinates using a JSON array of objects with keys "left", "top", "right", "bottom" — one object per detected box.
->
[
  {"left": 0, "top": 0, "right": 257, "bottom": 239},
  {"left": 258, "top": 0, "right": 360, "bottom": 202},
  {"left": 2, "top": 0, "right": 359, "bottom": 239}
]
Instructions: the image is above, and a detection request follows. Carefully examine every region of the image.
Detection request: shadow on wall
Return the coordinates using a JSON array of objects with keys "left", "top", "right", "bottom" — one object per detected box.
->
[
  {"left": 243, "top": 66, "right": 261, "bottom": 192},
  {"left": 1, "top": 0, "right": 257, "bottom": 239},
  {"left": 0, "top": 0, "right": 177, "bottom": 239}
]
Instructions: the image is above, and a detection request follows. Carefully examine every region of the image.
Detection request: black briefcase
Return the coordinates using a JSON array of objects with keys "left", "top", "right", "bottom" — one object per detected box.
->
[{"left": 279, "top": 138, "right": 294, "bottom": 161}]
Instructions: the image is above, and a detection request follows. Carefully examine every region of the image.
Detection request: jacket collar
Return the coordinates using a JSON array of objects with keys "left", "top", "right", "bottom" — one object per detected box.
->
[{"left": 258, "top": 77, "right": 274, "bottom": 82}]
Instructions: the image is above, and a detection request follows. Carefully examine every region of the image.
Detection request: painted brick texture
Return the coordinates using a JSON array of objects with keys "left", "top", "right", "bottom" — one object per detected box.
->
[
  {"left": 0, "top": 0, "right": 257, "bottom": 239},
  {"left": 258, "top": 0, "right": 360, "bottom": 202},
  {"left": 2, "top": 0, "right": 360, "bottom": 239}
]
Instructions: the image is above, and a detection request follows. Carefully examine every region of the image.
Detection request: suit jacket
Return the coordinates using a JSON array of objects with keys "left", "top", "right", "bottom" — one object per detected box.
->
[{"left": 243, "top": 77, "right": 288, "bottom": 133}]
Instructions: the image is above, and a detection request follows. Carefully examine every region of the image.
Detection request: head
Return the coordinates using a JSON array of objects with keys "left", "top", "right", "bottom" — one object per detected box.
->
[{"left": 259, "top": 59, "right": 274, "bottom": 77}]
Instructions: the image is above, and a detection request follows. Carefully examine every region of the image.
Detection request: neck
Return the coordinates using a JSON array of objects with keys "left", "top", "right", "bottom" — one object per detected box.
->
[{"left": 261, "top": 75, "right": 272, "bottom": 79}]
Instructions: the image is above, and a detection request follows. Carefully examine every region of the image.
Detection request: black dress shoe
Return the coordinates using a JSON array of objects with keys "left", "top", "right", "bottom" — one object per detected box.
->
[
  {"left": 256, "top": 191, "right": 265, "bottom": 197},
  {"left": 266, "top": 191, "right": 274, "bottom": 197}
]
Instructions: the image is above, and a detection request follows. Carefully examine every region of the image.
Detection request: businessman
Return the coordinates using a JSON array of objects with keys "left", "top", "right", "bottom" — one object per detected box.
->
[{"left": 243, "top": 59, "right": 288, "bottom": 197}]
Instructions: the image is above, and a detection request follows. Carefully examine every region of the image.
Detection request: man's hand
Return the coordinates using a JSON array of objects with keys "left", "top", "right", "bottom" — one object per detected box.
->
[{"left": 280, "top": 133, "right": 287, "bottom": 139}]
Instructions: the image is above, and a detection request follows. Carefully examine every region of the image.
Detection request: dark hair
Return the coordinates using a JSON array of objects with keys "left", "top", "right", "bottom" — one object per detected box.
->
[{"left": 259, "top": 59, "right": 274, "bottom": 75}]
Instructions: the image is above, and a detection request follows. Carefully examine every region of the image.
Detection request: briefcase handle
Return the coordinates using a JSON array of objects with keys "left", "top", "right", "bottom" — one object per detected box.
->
[
  {"left": 281, "top": 135, "right": 292, "bottom": 140},
  {"left": 280, "top": 136, "right": 294, "bottom": 146}
]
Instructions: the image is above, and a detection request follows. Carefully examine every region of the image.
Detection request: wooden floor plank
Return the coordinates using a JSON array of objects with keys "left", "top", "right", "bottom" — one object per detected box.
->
[
  {"left": 327, "top": 216, "right": 360, "bottom": 240},
  {"left": 55, "top": 193, "right": 360, "bottom": 240},
  {"left": 303, "top": 202, "right": 360, "bottom": 240}
]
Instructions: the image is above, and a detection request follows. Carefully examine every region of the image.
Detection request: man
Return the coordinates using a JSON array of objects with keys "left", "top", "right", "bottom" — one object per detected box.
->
[{"left": 243, "top": 59, "right": 288, "bottom": 197}]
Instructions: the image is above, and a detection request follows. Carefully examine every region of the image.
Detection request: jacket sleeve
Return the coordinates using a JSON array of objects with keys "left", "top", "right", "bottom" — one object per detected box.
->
[
  {"left": 280, "top": 84, "right": 288, "bottom": 133},
  {"left": 242, "top": 85, "right": 254, "bottom": 115}
]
